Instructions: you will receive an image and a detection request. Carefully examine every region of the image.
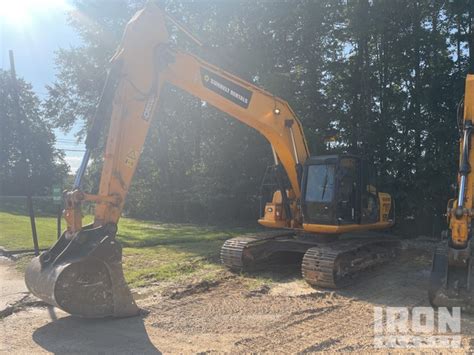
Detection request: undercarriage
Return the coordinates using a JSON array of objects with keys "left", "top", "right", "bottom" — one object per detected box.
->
[{"left": 221, "top": 231, "right": 401, "bottom": 288}]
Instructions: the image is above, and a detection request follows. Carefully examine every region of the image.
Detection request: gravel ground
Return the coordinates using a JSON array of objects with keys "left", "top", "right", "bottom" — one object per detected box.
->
[{"left": 1, "top": 239, "right": 474, "bottom": 353}]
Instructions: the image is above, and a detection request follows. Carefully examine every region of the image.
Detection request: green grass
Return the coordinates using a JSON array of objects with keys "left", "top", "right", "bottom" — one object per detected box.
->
[
  {"left": 0, "top": 211, "right": 94, "bottom": 250},
  {"left": 117, "top": 219, "right": 256, "bottom": 287},
  {"left": 0, "top": 210, "right": 258, "bottom": 287}
]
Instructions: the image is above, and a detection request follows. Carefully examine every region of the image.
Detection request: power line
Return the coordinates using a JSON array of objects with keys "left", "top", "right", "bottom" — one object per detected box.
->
[
  {"left": 56, "top": 143, "right": 84, "bottom": 147},
  {"left": 56, "top": 141, "right": 85, "bottom": 146},
  {"left": 58, "top": 148, "right": 86, "bottom": 152},
  {"left": 56, "top": 144, "right": 85, "bottom": 147},
  {"left": 56, "top": 138, "right": 83, "bottom": 143},
  {"left": 56, "top": 139, "right": 81, "bottom": 144}
]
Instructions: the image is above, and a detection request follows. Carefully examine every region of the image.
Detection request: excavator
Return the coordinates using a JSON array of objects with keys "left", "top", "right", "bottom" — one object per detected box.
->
[
  {"left": 429, "top": 67, "right": 474, "bottom": 310},
  {"left": 25, "top": 3, "right": 397, "bottom": 318}
]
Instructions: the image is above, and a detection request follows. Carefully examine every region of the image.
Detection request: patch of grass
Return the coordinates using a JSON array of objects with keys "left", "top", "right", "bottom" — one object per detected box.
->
[
  {"left": 118, "top": 221, "right": 256, "bottom": 287},
  {"left": 0, "top": 211, "right": 61, "bottom": 250},
  {"left": 0, "top": 210, "right": 260, "bottom": 287},
  {"left": 240, "top": 274, "right": 275, "bottom": 289},
  {"left": 0, "top": 211, "right": 93, "bottom": 250}
]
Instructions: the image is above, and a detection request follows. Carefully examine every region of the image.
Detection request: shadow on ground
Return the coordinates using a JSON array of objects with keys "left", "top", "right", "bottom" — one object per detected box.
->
[
  {"left": 241, "top": 252, "right": 304, "bottom": 282},
  {"left": 32, "top": 310, "right": 160, "bottom": 354},
  {"left": 326, "top": 245, "right": 435, "bottom": 308}
]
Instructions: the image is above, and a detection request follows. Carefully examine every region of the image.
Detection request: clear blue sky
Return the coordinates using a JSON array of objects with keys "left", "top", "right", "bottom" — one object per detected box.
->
[{"left": 0, "top": 0, "right": 84, "bottom": 172}]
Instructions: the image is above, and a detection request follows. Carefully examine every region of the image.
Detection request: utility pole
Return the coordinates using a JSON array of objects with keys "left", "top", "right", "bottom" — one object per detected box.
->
[
  {"left": 9, "top": 50, "right": 39, "bottom": 256},
  {"left": 469, "top": 0, "right": 474, "bottom": 74}
]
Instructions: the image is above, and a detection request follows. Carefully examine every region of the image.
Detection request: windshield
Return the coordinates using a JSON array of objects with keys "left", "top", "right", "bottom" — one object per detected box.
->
[{"left": 305, "top": 164, "right": 335, "bottom": 203}]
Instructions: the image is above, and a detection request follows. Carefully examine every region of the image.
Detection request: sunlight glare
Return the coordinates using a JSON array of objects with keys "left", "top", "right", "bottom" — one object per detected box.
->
[{"left": 0, "top": 0, "right": 70, "bottom": 27}]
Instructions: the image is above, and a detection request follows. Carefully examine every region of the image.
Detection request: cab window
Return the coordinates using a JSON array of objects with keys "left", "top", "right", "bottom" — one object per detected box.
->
[{"left": 305, "top": 164, "right": 335, "bottom": 203}]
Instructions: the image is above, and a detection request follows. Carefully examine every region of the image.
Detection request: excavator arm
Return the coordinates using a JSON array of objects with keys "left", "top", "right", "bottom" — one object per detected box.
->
[
  {"left": 25, "top": 3, "right": 309, "bottom": 318},
  {"left": 78, "top": 4, "right": 309, "bottom": 232},
  {"left": 429, "top": 74, "right": 474, "bottom": 310}
]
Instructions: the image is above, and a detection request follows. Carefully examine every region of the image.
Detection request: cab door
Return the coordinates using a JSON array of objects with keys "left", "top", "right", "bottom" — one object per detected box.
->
[
  {"left": 336, "top": 157, "right": 361, "bottom": 224},
  {"left": 360, "top": 160, "right": 379, "bottom": 224},
  {"left": 301, "top": 158, "right": 338, "bottom": 225}
]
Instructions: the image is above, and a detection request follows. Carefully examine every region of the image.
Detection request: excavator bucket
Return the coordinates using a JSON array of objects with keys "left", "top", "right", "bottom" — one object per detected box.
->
[
  {"left": 25, "top": 225, "right": 139, "bottom": 318},
  {"left": 429, "top": 243, "right": 474, "bottom": 312}
]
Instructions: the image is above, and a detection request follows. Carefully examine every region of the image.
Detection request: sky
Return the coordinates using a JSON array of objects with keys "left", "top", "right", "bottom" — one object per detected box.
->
[{"left": 0, "top": 0, "right": 84, "bottom": 173}]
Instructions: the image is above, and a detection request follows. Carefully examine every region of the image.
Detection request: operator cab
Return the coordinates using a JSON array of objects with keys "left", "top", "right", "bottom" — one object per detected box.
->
[{"left": 301, "top": 155, "right": 380, "bottom": 226}]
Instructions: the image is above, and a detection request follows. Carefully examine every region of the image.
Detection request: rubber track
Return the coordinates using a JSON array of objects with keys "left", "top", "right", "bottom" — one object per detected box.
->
[
  {"left": 220, "top": 230, "right": 293, "bottom": 271},
  {"left": 302, "top": 239, "right": 400, "bottom": 288}
]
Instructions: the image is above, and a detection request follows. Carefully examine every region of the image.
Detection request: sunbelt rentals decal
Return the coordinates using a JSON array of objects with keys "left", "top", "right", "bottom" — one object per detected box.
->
[{"left": 201, "top": 68, "right": 252, "bottom": 108}]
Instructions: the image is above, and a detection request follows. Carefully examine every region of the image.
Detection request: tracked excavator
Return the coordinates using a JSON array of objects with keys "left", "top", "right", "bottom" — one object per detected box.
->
[
  {"left": 429, "top": 69, "right": 474, "bottom": 310},
  {"left": 25, "top": 3, "right": 398, "bottom": 318}
]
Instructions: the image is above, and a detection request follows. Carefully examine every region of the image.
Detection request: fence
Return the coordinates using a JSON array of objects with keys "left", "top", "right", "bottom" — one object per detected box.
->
[{"left": 0, "top": 195, "right": 63, "bottom": 254}]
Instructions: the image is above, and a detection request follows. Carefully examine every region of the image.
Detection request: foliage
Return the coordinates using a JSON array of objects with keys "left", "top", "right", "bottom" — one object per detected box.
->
[
  {"left": 0, "top": 70, "right": 68, "bottom": 196},
  {"left": 45, "top": 0, "right": 474, "bottom": 234}
]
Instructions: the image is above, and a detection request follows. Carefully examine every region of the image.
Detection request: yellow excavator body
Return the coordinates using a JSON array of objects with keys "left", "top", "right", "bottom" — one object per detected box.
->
[
  {"left": 429, "top": 74, "right": 474, "bottom": 310},
  {"left": 25, "top": 3, "right": 396, "bottom": 318}
]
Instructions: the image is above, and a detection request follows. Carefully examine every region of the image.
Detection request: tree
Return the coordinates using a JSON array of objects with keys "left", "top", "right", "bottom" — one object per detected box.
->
[
  {"left": 0, "top": 69, "right": 68, "bottom": 196},
  {"left": 45, "top": 0, "right": 472, "bottom": 234}
]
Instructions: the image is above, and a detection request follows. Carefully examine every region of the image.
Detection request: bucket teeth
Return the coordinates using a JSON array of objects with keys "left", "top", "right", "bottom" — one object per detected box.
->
[{"left": 25, "top": 226, "right": 139, "bottom": 318}]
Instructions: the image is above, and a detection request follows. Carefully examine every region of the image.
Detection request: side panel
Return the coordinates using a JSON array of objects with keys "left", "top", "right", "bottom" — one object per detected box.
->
[{"left": 303, "top": 221, "right": 393, "bottom": 234}]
